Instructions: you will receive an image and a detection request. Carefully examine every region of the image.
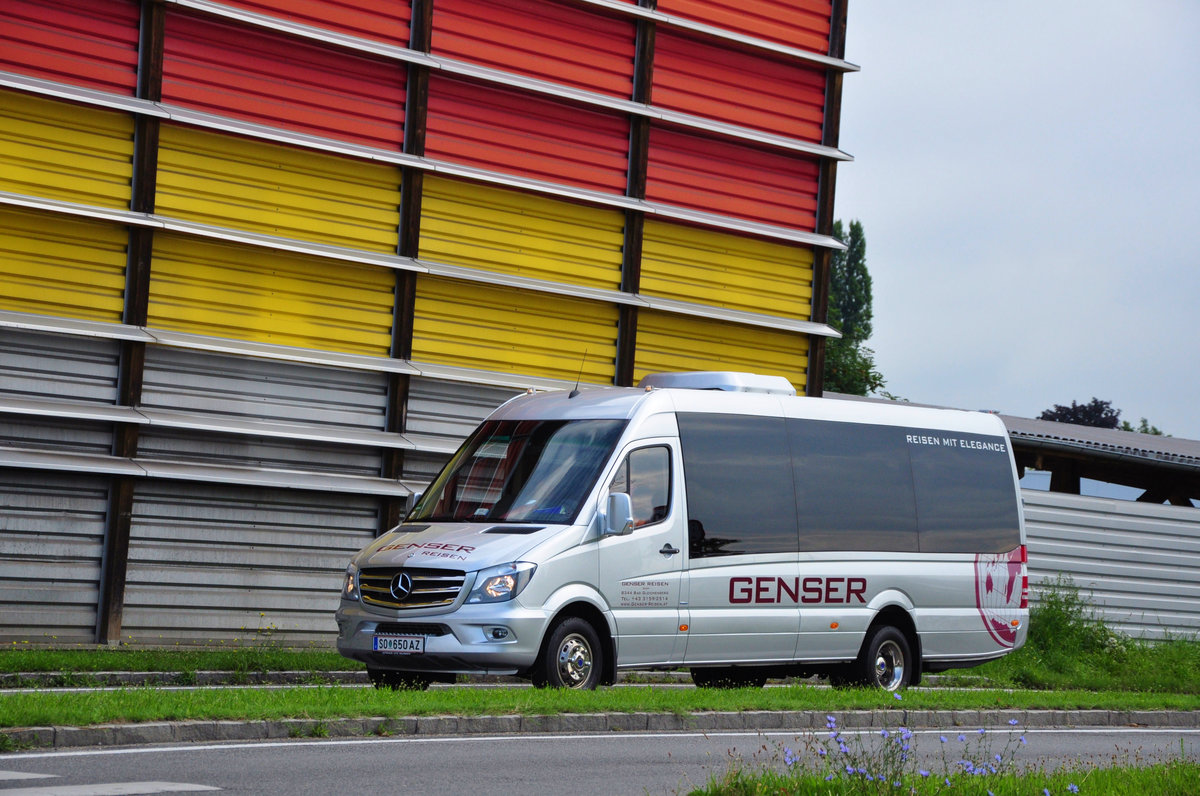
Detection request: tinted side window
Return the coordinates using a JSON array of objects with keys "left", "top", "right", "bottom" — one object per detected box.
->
[
  {"left": 677, "top": 413, "right": 797, "bottom": 558},
  {"left": 609, "top": 446, "right": 671, "bottom": 527},
  {"left": 908, "top": 432, "right": 1021, "bottom": 553},
  {"left": 787, "top": 420, "right": 919, "bottom": 552}
]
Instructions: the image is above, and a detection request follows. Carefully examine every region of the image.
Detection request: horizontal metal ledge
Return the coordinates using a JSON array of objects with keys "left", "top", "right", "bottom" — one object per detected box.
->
[
  {"left": 143, "top": 329, "right": 421, "bottom": 376},
  {"left": 0, "top": 72, "right": 165, "bottom": 117},
  {"left": 0, "top": 445, "right": 415, "bottom": 496},
  {"left": 166, "top": 0, "right": 436, "bottom": 68},
  {"left": 0, "top": 397, "right": 463, "bottom": 455},
  {"left": 573, "top": 0, "right": 860, "bottom": 73},
  {"left": 0, "top": 307, "right": 153, "bottom": 342}
]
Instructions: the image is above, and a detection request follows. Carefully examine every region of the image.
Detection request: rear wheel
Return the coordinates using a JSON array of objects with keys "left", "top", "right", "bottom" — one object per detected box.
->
[
  {"left": 533, "top": 617, "right": 603, "bottom": 689},
  {"left": 690, "top": 667, "right": 768, "bottom": 689},
  {"left": 368, "top": 668, "right": 432, "bottom": 691},
  {"left": 850, "top": 626, "right": 912, "bottom": 691}
]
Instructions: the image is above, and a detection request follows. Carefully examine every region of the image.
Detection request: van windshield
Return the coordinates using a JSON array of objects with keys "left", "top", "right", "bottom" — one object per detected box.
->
[{"left": 409, "top": 418, "right": 627, "bottom": 524}]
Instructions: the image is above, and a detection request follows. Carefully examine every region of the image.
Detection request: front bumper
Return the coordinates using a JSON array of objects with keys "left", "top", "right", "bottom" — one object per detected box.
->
[{"left": 335, "top": 599, "right": 550, "bottom": 675}]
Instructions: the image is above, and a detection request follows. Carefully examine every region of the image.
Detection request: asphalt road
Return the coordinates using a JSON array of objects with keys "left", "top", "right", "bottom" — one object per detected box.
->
[{"left": 2, "top": 727, "right": 1198, "bottom": 796}]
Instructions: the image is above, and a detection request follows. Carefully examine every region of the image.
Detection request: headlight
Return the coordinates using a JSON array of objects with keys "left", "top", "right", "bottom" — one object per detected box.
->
[
  {"left": 342, "top": 564, "right": 360, "bottom": 601},
  {"left": 467, "top": 562, "right": 537, "bottom": 604}
]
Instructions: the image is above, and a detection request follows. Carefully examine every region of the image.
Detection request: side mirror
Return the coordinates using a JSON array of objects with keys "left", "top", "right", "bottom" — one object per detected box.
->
[
  {"left": 604, "top": 492, "right": 635, "bottom": 536},
  {"left": 404, "top": 491, "right": 423, "bottom": 519}
]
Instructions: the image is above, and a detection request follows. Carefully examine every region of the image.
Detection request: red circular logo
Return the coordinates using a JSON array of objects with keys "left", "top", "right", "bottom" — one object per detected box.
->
[{"left": 975, "top": 549, "right": 1024, "bottom": 647}]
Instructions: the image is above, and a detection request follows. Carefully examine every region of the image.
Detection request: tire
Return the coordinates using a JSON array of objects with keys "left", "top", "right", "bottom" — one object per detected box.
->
[
  {"left": 690, "top": 667, "right": 768, "bottom": 689},
  {"left": 368, "top": 668, "right": 432, "bottom": 691},
  {"left": 852, "top": 626, "right": 912, "bottom": 691},
  {"left": 533, "top": 617, "right": 603, "bottom": 689}
]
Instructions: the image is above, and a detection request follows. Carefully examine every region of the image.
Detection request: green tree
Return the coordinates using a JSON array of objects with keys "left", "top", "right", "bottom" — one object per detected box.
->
[
  {"left": 1119, "top": 417, "right": 1165, "bottom": 435},
  {"left": 823, "top": 219, "right": 885, "bottom": 395},
  {"left": 1039, "top": 398, "right": 1121, "bottom": 429}
]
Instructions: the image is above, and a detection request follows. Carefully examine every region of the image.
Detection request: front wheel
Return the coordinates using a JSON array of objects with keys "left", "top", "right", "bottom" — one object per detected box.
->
[
  {"left": 852, "top": 626, "right": 912, "bottom": 691},
  {"left": 533, "top": 617, "right": 603, "bottom": 689}
]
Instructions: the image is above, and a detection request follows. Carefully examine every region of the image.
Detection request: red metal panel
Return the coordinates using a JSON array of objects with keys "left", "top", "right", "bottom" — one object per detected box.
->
[
  {"left": 432, "top": 0, "right": 635, "bottom": 99},
  {"left": 657, "top": 0, "right": 832, "bottom": 55},
  {"left": 221, "top": 0, "right": 410, "bottom": 47},
  {"left": 646, "top": 126, "right": 819, "bottom": 231},
  {"left": 163, "top": 11, "right": 405, "bottom": 150},
  {"left": 0, "top": 0, "right": 139, "bottom": 95},
  {"left": 425, "top": 75, "right": 629, "bottom": 194},
  {"left": 653, "top": 30, "right": 826, "bottom": 143}
]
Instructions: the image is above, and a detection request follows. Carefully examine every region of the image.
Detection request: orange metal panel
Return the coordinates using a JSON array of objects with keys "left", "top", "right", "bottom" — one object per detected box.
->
[
  {"left": 220, "top": 0, "right": 410, "bottom": 47},
  {"left": 163, "top": 10, "right": 406, "bottom": 150},
  {"left": 425, "top": 76, "right": 629, "bottom": 193},
  {"left": 645, "top": 126, "right": 819, "bottom": 230},
  {"left": 652, "top": 30, "right": 826, "bottom": 143},
  {"left": 0, "top": 0, "right": 139, "bottom": 95},
  {"left": 656, "top": 0, "right": 833, "bottom": 54},
  {"left": 432, "top": 0, "right": 636, "bottom": 98}
]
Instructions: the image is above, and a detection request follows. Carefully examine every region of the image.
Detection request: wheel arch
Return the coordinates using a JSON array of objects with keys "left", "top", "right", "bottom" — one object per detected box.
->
[
  {"left": 536, "top": 600, "right": 617, "bottom": 686},
  {"left": 863, "top": 604, "right": 923, "bottom": 686}
]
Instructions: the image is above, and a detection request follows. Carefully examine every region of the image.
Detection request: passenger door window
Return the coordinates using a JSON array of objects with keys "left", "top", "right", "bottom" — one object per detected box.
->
[{"left": 609, "top": 446, "right": 671, "bottom": 527}]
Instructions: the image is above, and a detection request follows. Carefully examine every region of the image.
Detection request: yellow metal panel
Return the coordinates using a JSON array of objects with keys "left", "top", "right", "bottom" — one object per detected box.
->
[
  {"left": 634, "top": 311, "right": 807, "bottom": 392},
  {"left": 156, "top": 124, "right": 401, "bottom": 252},
  {"left": 640, "top": 220, "right": 813, "bottom": 319},
  {"left": 148, "top": 233, "right": 394, "bottom": 356},
  {"left": 412, "top": 276, "right": 617, "bottom": 384},
  {"left": 0, "top": 90, "right": 133, "bottom": 208},
  {"left": 420, "top": 177, "right": 624, "bottom": 290},
  {"left": 0, "top": 207, "right": 126, "bottom": 323}
]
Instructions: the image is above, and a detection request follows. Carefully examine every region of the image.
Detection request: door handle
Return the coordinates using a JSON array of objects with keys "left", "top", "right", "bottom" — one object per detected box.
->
[{"left": 660, "top": 544, "right": 680, "bottom": 555}]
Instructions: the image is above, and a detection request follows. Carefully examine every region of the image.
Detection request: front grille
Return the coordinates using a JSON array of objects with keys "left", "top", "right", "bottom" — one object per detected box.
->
[
  {"left": 375, "top": 622, "right": 451, "bottom": 637},
  {"left": 360, "top": 567, "right": 466, "bottom": 610}
]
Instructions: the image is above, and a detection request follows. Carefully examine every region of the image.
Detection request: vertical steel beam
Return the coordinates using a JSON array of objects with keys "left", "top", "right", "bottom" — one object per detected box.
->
[
  {"left": 808, "top": 0, "right": 849, "bottom": 397},
  {"left": 616, "top": 4, "right": 656, "bottom": 387},
  {"left": 380, "top": 0, "right": 435, "bottom": 534},
  {"left": 99, "top": 0, "right": 164, "bottom": 644}
]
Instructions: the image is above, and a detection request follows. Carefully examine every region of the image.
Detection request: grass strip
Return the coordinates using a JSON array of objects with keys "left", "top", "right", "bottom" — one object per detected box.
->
[
  {"left": 1, "top": 685, "right": 1197, "bottom": 729},
  {"left": 689, "top": 760, "right": 1200, "bottom": 795},
  {"left": 0, "top": 647, "right": 355, "bottom": 674}
]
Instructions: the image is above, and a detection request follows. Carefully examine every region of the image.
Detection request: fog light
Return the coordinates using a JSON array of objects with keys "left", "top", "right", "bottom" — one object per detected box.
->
[{"left": 489, "top": 627, "right": 510, "bottom": 640}]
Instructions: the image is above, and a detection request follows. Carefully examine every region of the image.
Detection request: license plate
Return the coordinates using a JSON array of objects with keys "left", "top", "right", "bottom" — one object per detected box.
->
[{"left": 372, "top": 634, "right": 425, "bottom": 654}]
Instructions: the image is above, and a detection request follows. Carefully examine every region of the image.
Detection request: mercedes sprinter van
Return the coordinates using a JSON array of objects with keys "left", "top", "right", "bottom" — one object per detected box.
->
[{"left": 335, "top": 372, "right": 1028, "bottom": 691}]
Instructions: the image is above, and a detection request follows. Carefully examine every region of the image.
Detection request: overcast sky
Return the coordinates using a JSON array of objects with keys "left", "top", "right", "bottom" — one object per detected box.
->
[{"left": 833, "top": 2, "right": 1200, "bottom": 440}]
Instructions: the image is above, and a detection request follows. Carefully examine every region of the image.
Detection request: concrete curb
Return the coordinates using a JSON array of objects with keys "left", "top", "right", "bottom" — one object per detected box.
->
[{"left": 4, "top": 709, "right": 1198, "bottom": 751}]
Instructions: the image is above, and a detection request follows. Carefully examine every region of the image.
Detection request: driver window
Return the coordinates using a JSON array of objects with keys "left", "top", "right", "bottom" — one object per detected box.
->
[{"left": 608, "top": 446, "right": 671, "bottom": 527}]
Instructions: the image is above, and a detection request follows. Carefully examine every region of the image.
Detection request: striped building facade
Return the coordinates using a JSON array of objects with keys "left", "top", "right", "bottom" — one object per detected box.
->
[{"left": 0, "top": 0, "right": 852, "bottom": 644}]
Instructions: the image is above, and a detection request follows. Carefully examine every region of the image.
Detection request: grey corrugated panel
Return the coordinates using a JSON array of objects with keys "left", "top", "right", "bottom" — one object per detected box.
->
[
  {"left": 402, "top": 378, "right": 523, "bottom": 486},
  {"left": 406, "top": 377, "right": 519, "bottom": 441},
  {"left": 0, "top": 417, "right": 114, "bottom": 456},
  {"left": 1023, "top": 489, "right": 1200, "bottom": 640},
  {"left": 0, "top": 327, "right": 121, "bottom": 403},
  {"left": 136, "top": 428, "right": 385, "bottom": 478},
  {"left": 401, "top": 451, "right": 453, "bottom": 485},
  {"left": 0, "top": 470, "right": 108, "bottom": 643},
  {"left": 134, "top": 458, "right": 410, "bottom": 497},
  {"left": 141, "top": 346, "right": 389, "bottom": 430},
  {"left": 121, "top": 481, "right": 379, "bottom": 643}
]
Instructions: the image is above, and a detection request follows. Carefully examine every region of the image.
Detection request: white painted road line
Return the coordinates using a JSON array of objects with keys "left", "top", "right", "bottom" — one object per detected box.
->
[
  {"left": 0, "top": 783, "right": 219, "bottom": 795},
  {"left": 0, "top": 773, "right": 54, "bottom": 781}
]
